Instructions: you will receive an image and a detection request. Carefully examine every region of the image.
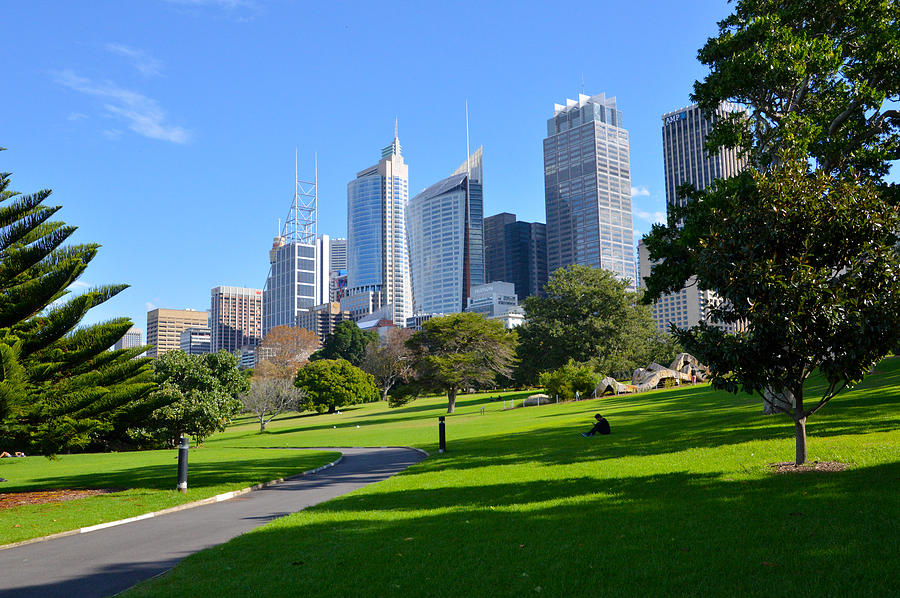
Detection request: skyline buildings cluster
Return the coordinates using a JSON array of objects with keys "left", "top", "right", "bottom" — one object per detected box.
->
[{"left": 133, "top": 92, "right": 745, "bottom": 358}]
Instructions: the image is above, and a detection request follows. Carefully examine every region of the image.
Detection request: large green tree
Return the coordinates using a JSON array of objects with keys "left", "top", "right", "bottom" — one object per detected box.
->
[
  {"left": 0, "top": 160, "right": 160, "bottom": 455},
  {"left": 309, "top": 320, "right": 377, "bottom": 366},
  {"left": 643, "top": 0, "right": 900, "bottom": 465},
  {"left": 407, "top": 312, "right": 517, "bottom": 413},
  {"left": 294, "top": 358, "right": 379, "bottom": 414},
  {"left": 516, "top": 265, "right": 663, "bottom": 383},
  {"left": 141, "top": 350, "right": 248, "bottom": 446}
]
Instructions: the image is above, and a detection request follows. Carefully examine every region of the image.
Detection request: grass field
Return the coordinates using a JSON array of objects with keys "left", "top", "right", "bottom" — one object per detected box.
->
[
  {"left": 0, "top": 448, "right": 339, "bottom": 545},
  {"left": 123, "top": 359, "right": 900, "bottom": 597}
]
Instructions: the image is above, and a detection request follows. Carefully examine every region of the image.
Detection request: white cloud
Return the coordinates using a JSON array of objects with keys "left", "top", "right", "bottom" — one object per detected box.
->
[
  {"left": 631, "top": 186, "right": 651, "bottom": 197},
  {"left": 635, "top": 211, "right": 666, "bottom": 224},
  {"left": 164, "top": 0, "right": 256, "bottom": 10},
  {"left": 53, "top": 69, "right": 191, "bottom": 144},
  {"left": 67, "top": 112, "right": 88, "bottom": 121},
  {"left": 68, "top": 280, "right": 91, "bottom": 289},
  {"left": 145, "top": 302, "right": 157, "bottom": 312},
  {"left": 105, "top": 43, "right": 163, "bottom": 77}
]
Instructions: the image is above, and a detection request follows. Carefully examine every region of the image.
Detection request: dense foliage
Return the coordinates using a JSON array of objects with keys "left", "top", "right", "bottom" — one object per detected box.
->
[
  {"left": 516, "top": 265, "right": 674, "bottom": 384},
  {"left": 310, "top": 320, "right": 377, "bottom": 366},
  {"left": 539, "top": 361, "right": 600, "bottom": 401},
  {"left": 643, "top": 0, "right": 900, "bottom": 464},
  {"left": 256, "top": 325, "right": 319, "bottom": 379},
  {"left": 294, "top": 358, "right": 379, "bottom": 414},
  {"left": 406, "top": 313, "right": 517, "bottom": 413},
  {"left": 138, "top": 351, "right": 248, "bottom": 446},
  {"left": 0, "top": 161, "right": 161, "bottom": 455}
]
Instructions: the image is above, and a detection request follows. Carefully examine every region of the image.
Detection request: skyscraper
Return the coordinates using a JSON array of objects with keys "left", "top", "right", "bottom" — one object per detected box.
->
[
  {"left": 639, "top": 103, "right": 746, "bottom": 333},
  {"left": 210, "top": 286, "right": 263, "bottom": 353},
  {"left": 113, "top": 326, "right": 143, "bottom": 351},
  {"left": 544, "top": 93, "right": 636, "bottom": 285},
  {"left": 343, "top": 127, "right": 412, "bottom": 326},
  {"left": 146, "top": 308, "right": 209, "bottom": 358},
  {"left": 408, "top": 148, "right": 484, "bottom": 315},
  {"left": 484, "top": 212, "right": 548, "bottom": 300},
  {"left": 263, "top": 158, "right": 319, "bottom": 337}
]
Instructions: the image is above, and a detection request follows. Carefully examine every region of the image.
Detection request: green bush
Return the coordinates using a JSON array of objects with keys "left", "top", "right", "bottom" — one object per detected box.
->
[{"left": 539, "top": 360, "right": 600, "bottom": 401}]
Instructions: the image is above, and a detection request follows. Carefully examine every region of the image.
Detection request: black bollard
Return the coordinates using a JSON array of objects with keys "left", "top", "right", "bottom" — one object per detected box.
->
[
  {"left": 438, "top": 416, "right": 446, "bottom": 454},
  {"left": 177, "top": 436, "right": 189, "bottom": 493}
]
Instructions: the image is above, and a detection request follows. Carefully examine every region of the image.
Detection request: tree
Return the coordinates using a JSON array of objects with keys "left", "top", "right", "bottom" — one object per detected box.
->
[
  {"left": 539, "top": 360, "right": 600, "bottom": 401},
  {"left": 309, "top": 320, "right": 377, "bottom": 366},
  {"left": 407, "top": 313, "right": 517, "bottom": 413},
  {"left": 515, "top": 265, "right": 657, "bottom": 384},
  {"left": 0, "top": 159, "right": 161, "bottom": 455},
  {"left": 142, "top": 351, "right": 249, "bottom": 446},
  {"left": 359, "top": 327, "right": 414, "bottom": 401},
  {"left": 643, "top": 0, "right": 900, "bottom": 465},
  {"left": 241, "top": 377, "right": 306, "bottom": 432},
  {"left": 294, "top": 358, "right": 379, "bottom": 414},
  {"left": 257, "top": 325, "right": 319, "bottom": 379}
]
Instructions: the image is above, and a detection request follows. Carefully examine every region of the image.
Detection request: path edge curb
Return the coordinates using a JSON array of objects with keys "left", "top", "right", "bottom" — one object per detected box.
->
[{"left": 0, "top": 454, "right": 345, "bottom": 552}]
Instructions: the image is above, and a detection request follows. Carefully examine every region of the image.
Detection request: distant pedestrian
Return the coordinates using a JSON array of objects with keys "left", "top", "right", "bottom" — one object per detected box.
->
[{"left": 581, "top": 414, "right": 611, "bottom": 437}]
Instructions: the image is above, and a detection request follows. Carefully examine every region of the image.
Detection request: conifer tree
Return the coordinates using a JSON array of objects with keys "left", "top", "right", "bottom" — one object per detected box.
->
[{"left": 0, "top": 155, "right": 163, "bottom": 454}]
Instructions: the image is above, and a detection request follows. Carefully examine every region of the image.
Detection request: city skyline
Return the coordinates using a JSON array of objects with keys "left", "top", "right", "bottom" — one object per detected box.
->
[{"left": 6, "top": 2, "right": 894, "bottom": 331}]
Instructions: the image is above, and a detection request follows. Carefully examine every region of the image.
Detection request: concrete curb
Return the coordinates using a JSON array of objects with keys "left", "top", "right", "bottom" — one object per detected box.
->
[{"left": 0, "top": 454, "right": 344, "bottom": 552}]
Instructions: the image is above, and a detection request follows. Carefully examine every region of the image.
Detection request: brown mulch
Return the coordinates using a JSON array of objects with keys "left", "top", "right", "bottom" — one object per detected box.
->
[
  {"left": 0, "top": 488, "right": 121, "bottom": 510},
  {"left": 771, "top": 461, "right": 848, "bottom": 474}
]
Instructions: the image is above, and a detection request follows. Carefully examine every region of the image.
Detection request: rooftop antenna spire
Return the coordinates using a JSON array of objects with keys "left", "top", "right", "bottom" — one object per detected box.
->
[
  {"left": 581, "top": 73, "right": 585, "bottom": 95},
  {"left": 282, "top": 148, "right": 317, "bottom": 244},
  {"left": 394, "top": 117, "right": 398, "bottom": 140}
]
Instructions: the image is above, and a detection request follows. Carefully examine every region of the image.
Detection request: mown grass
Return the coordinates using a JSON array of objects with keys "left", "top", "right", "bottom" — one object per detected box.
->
[
  {"left": 125, "top": 360, "right": 900, "bottom": 597},
  {"left": 0, "top": 448, "right": 339, "bottom": 545}
]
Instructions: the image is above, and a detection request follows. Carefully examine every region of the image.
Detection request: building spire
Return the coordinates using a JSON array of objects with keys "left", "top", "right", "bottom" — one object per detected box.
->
[
  {"left": 394, "top": 117, "right": 399, "bottom": 140},
  {"left": 381, "top": 119, "right": 402, "bottom": 159}
]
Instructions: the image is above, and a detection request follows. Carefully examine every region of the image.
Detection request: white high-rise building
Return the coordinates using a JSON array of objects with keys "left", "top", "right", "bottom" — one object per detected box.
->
[
  {"left": 210, "top": 286, "right": 262, "bottom": 353},
  {"left": 113, "top": 326, "right": 143, "bottom": 351},
  {"left": 343, "top": 127, "right": 412, "bottom": 326},
  {"left": 408, "top": 148, "right": 484, "bottom": 315},
  {"left": 263, "top": 158, "right": 319, "bottom": 337},
  {"left": 641, "top": 103, "right": 746, "bottom": 334}
]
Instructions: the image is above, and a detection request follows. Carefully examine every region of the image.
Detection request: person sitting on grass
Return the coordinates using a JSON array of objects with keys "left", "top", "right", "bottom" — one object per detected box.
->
[{"left": 581, "top": 414, "right": 611, "bottom": 437}]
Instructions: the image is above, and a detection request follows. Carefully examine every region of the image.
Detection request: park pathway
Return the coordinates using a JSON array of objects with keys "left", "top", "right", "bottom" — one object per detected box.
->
[{"left": 0, "top": 447, "right": 424, "bottom": 598}]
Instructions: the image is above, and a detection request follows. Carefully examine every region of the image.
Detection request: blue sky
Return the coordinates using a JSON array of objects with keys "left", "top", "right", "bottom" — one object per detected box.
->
[{"left": 3, "top": 1, "right": 774, "bottom": 330}]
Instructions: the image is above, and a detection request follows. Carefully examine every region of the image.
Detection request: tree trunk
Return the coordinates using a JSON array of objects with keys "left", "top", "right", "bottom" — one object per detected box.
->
[
  {"left": 447, "top": 388, "right": 457, "bottom": 413},
  {"left": 328, "top": 404, "right": 336, "bottom": 414},
  {"left": 794, "top": 416, "right": 807, "bottom": 466},
  {"left": 259, "top": 418, "right": 266, "bottom": 433},
  {"left": 382, "top": 387, "right": 390, "bottom": 402}
]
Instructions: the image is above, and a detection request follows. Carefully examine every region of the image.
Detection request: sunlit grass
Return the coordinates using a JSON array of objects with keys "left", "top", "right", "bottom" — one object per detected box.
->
[{"left": 125, "top": 360, "right": 900, "bottom": 597}]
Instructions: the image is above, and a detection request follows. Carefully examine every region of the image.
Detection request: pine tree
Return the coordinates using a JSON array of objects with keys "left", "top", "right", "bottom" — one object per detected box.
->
[{"left": 0, "top": 156, "right": 164, "bottom": 455}]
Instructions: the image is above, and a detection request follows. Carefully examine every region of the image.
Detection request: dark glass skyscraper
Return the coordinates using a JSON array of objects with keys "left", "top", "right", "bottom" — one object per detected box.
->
[
  {"left": 543, "top": 93, "right": 636, "bottom": 285},
  {"left": 484, "top": 212, "right": 547, "bottom": 299}
]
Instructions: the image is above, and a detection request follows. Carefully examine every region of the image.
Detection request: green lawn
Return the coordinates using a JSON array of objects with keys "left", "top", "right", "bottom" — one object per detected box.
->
[
  {"left": 124, "top": 360, "right": 900, "bottom": 597},
  {"left": 0, "top": 448, "right": 339, "bottom": 545}
]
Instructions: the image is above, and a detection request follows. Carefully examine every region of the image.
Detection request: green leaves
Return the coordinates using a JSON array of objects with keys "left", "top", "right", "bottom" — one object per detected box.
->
[{"left": 294, "top": 358, "right": 379, "bottom": 414}]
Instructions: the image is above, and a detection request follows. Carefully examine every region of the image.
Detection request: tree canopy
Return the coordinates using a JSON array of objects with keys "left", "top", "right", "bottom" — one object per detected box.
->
[
  {"left": 241, "top": 376, "right": 306, "bottom": 432},
  {"left": 407, "top": 312, "right": 516, "bottom": 413},
  {"left": 516, "top": 265, "right": 669, "bottom": 383},
  {"left": 140, "top": 350, "right": 249, "bottom": 446},
  {"left": 294, "top": 358, "right": 379, "bottom": 414},
  {"left": 256, "top": 325, "right": 319, "bottom": 379},
  {"left": 310, "top": 320, "right": 377, "bottom": 366},
  {"left": 0, "top": 160, "right": 160, "bottom": 455},
  {"left": 359, "top": 327, "right": 413, "bottom": 402},
  {"left": 643, "top": 0, "right": 900, "bottom": 465}
]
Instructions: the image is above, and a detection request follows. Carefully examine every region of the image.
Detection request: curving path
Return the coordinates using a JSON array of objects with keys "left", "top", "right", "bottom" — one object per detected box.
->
[{"left": 0, "top": 447, "right": 424, "bottom": 598}]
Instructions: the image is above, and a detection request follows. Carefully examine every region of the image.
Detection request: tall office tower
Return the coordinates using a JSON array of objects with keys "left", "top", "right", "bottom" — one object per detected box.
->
[
  {"left": 180, "top": 327, "right": 211, "bottom": 355},
  {"left": 408, "top": 148, "right": 484, "bottom": 315},
  {"left": 210, "top": 286, "right": 263, "bottom": 353},
  {"left": 296, "top": 302, "right": 351, "bottom": 342},
  {"left": 113, "top": 326, "right": 143, "bottom": 350},
  {"left": 344, "top": 126, "right": 412, "bottom": 326},
  {"left": 263, "top": 158, "right": 319, "bottom": 337},
  {"left": 544, "top": 93, "right": 636, "bottom": 285},
  {"left": 641, "top": 103, "right": 746, "bottom": 333},
  {"left": 146, "top": 308, "right": 209, "bottom": 358},
  {"left": 484, "top": 212, "right": 548, "bottom": 299},
  {"left": 329, "top": 237, "right": 348, "bottom": 271}
]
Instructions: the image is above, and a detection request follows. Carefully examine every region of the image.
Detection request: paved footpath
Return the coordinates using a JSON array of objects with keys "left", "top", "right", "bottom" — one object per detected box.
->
[{"left": 0, "top": 447, "right": 424, "bottom": 598}]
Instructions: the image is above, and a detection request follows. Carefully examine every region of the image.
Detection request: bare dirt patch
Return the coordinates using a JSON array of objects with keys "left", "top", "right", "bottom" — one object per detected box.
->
[
  {"left": 771, "top": 461, "right": 848, "bottom": 474},
  {"left": 0, "top": 488, "right": 121, "bottom": 510}
]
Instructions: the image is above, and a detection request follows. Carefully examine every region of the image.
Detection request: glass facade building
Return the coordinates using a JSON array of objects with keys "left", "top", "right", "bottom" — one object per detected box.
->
[
  {"left": 344, "top": 133, "right": 412, "bottom": 326},
  {"left": 483, "top": 212, "right": 547, "bottom": 300},
  {"left": 262, "top": 239, "right": 317, "bottom": 337},
  {"left": 407, "top": 148, "right": 484, "bottom": 315},
  {"left": 544, "top": 93, "right": 636, "bottom": 286},
  {"left": 640, "top": 103, "right": 746, "bottom": 334}
]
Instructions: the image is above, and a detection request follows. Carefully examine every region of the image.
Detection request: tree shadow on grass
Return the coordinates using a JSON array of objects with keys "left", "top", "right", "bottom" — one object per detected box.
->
[{"left": 124, "top": 461, "right": 900, "bottom": 598}]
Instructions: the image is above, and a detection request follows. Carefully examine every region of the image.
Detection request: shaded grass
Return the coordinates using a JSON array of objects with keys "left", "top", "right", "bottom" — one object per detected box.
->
[
  {"left": 0, "top": 448, "right": 339, "bottom": 545},
  {"left": 125, "top": 360, "right": 900, "bottom": 597}
]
